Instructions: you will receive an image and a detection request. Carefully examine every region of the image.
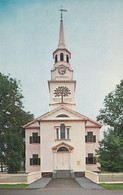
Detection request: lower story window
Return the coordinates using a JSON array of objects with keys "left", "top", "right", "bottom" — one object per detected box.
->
[
  {"left": 86, "top": 153, "right": 96, "bottom": 164},
  {"left": 30, "top": 154, "right": 40, "bottom": 165},
  {"left": 57, "top": 147, "right": 69, "bottom": 152}
]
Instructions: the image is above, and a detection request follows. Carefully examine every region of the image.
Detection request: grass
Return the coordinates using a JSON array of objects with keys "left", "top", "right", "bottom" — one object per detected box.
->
[
  {"left": 100, "top": 183, "right": 123, "bottom": 190},
  {"left": 0, "top": 184, "right": 28, "bottom": 189}
]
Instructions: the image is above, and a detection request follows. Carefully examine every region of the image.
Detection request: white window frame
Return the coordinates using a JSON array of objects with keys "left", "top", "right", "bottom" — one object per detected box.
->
[{"left": 55, "top": 126, "right": 70, "bottom": 140}]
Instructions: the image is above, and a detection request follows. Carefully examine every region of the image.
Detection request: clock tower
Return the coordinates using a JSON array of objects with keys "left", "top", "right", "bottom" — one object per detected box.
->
[{"left": 48, "top": 12, "right": 76, "bottom": 110}]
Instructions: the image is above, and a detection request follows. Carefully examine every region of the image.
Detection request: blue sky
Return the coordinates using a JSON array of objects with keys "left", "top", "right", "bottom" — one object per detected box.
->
[{"left": 0, "top": 0, "right": 123, "bottom": 136}]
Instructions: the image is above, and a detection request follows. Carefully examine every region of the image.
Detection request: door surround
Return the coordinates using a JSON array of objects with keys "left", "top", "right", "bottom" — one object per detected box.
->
[{"left": 52, "top": 142, "right": 74, "bottom": 170}]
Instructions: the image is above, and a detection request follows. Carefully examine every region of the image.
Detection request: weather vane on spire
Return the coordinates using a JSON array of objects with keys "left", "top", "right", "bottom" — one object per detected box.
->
[{"left": 59, "top": 8, "right": 67, "bottom": 20}]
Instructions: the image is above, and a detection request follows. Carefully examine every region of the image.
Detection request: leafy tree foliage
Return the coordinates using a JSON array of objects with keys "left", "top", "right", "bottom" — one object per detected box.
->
[
  {"left": 0, "top": 73, "right": 34, "bottom": 173},
  {"left": 96, "top": 80, "right": 123, "bottom": 172},
  {"left": 97, "top": 80, "right": 123, "bottom": 135},
  {"left": 96, "top": 129, "right": 123, "bottom": 172}
]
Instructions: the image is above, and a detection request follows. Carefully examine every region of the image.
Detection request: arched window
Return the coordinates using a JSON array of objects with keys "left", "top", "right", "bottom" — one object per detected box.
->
[
  {"left": 57, "top": 147, "right": 69, "bottom": 152},
  {"left": 56, "top": 114, "right": 69, "bottom": 117},
  {"left": 60, "top": 123, "right": 65, "bottom": 139},
  {"left": 60, "top": 53, "right": 64, "bottom": 61},
  {"left": 55, "top": 55, "right": 57, "bottom": 63},
  {"left": 66, "top": 55, "right": 69, "bottom": 63}
]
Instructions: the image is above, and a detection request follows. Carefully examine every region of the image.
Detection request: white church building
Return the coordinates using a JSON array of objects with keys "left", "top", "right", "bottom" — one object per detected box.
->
[{"left": 23, "top": 13, "right": 102, "bottom": 177}]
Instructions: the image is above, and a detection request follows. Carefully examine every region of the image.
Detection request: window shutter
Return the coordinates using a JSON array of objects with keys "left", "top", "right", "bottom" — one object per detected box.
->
[
  {"left": 85, "top": 136, "right": 87, "bottom": 143},
  {"left": 38, "top": 158, "right": 40, "bottom": 165},
  {"left": 93, "top": 135, "right": 96, "bottom": 142},
  {"left": 30, "top": 158, "right": 33, "bottom": 165},
  {"left": 94, "top": 157, "right": 96, "bottom": 164},
  {"left": 30, "top": 136, "right": 33, "bottom": 143},
  {"left": 38, "top": 136, "right": 40, "bottom": 143},
  {"left": 86, "top": 157, "right": 88, "bottom": 164}
]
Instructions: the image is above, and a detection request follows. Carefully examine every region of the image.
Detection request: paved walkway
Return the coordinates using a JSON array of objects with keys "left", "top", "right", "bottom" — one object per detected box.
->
[
  {"left": 75, "top": 177, "right": 104, "bottom": 189},
  {"left": 1, "top": 189, "right": 123, "bottom": 195},
  {"left": 25, "top": 178, "right": 52, "bottom": 189},
  {"left": 25, "top": 177, "right": 104, "bottom": 190},
  {"left": 46, "top": 178, "right": 81, "bottom": 189}
]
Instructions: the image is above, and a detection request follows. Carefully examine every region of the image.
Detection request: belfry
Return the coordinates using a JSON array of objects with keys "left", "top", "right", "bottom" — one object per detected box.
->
[{"left": 24, "top": 12, "right": 102, "bottom": 178}]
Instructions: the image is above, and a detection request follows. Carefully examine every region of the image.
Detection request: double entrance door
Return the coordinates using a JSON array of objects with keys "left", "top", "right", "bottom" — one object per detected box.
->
[{"left": 57, "top": 152, "right": 70, "bottom": 170}]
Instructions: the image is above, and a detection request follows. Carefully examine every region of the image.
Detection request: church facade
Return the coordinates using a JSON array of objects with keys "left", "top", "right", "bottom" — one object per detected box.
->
[{"left": 23, "top": 15, "right": 102, "bottom": 177}]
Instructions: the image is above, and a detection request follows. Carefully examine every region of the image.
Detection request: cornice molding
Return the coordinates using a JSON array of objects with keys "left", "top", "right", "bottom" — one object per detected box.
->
[
  {"left": 38, "top": 119, "right": 86, "bottom": 122},
  {"left": 25, "top": 127, "right": 40, "bottom": 130}
]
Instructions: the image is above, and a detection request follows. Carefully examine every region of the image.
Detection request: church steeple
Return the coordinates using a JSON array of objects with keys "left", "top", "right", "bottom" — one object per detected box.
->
[
  {"left": 58, "top": 18, "right": 66, "bottom": 49},
  {"left": 53, "top": 10, "right": 71, "bottom": 65},
  {"left": 48, "top": 10, "right": 76, "bottom": 111}
]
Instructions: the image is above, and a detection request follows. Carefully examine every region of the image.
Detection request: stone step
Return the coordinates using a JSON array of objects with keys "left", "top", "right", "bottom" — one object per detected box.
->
[
  {"left": 57, "top": 170, "right": 71, "bottom": 178},
  {"left": 53, "top": 170, "right": 75, "bottom": 179}
]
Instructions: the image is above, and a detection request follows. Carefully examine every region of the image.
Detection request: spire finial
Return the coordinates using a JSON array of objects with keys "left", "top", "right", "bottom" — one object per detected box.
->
[
  {"left": 61, "top": 11, "right": 62, "bottom": 20},
  {"left": 59, "top": 8, "right": 67, "bottom": 21},
  {"left": 58, "top": 8, "right": 67, "bottom": 49}
]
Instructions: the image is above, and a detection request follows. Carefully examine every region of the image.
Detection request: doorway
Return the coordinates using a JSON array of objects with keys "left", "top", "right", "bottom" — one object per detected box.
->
[{"left": 57, "top": 147, "right": 70, "bottom": 170}]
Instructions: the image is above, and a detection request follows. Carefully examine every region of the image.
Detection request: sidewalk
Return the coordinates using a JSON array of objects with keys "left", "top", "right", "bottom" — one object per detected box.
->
[
  {"left": 25, "top": 177, "right": 105, "bottom": 190},
  {"left": 25, "top": 178, "right": 52, "bottom": 189},
  {"left": 75, "top": 177, "right": 105, "bottom": 189},
  {"left": 46, "top": 178, "right": 81, "bottom": 189}
]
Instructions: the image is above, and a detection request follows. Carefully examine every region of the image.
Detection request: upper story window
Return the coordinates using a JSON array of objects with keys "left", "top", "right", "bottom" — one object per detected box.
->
[
  {"left": 55, "top": 55, "right": 57, "bottom": 63},
  {"left": 30, "top": 154, "right": 40, "bottom": 165},
  {"left": 60, "top": 124, "right": 65, "bottom": 139},
  {"left": 60, "top": 53, "right": 64, "bottom": 61},
  {"left": 56, "top": 114, "right": 69, "bottom": 117},
  {"left": 86, "top": 153, "right": 96, "bottom": 164},
  {"left": 85, "top": 132, "right": 96, "bottom": 143},
  {"left": 30, "top": 132, "right": 40, "bottom": 144},
  {"left": 67, "top": 128, "right": 70, "bottom": 139},
  {"left": 55, "top": 124, "right": 70, "bottom": 140},
  {"left": 66, "top": 55, "right": 69, "bottom": 63},
  {"left": 56, "top": 128, "right": 59, "bottom": 139}
]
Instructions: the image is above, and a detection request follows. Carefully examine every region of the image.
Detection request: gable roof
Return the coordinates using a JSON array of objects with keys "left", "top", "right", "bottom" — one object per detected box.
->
[
  {"left": 37, "top": 105, "right": 88, "bottom": 121},
  {"left": 23, "top": 105, "right": 102, "bottom": 128},
  {"left": 23, "top": 111, "right": 49, "bottom": 128}
]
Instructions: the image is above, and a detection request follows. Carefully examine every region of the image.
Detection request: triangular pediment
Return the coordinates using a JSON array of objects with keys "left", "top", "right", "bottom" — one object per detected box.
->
[
  {"left": 23, "top": 105, "right": 102, "bottom": 128},
  {"left": 52, "top": 142, "right": 74, "bottom": 151},
  {"left": 37, "top": 105, "right": 88, "bottom": 121},
  {"left": 85, "top": 120, "right": 102, "bottom": 128},
  {"left": 23, "top": 119, "right": 40, "bottom": 129}
]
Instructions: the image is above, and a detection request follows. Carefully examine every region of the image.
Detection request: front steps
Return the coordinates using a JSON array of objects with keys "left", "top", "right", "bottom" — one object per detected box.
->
[{"left": 53, "top": 170, "right": 75, "bottom": 179}]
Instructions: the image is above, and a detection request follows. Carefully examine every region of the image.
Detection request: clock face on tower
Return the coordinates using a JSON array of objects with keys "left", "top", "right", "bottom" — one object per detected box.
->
[{"left": 58, "top": 65, "right": 66, "bottom": 75}]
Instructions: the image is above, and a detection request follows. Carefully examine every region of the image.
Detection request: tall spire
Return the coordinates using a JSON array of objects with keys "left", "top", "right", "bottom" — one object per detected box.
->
[{"left": 58, "top": 9, "right": 67, "bottom": 49}]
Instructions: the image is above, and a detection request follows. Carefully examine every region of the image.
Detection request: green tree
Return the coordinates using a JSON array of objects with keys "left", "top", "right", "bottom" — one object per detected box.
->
[
  {"left": 96, "top": 129, "right": 123, "bottom": 172},
  {"left": 0, "top": 73, "right": 34, "bottom": 173},
  {"left": 97, "top": 80, "right": 123, "bottom": 135},
  {"left": 96, "top": 80, "right": 123, "bottom": 172}
]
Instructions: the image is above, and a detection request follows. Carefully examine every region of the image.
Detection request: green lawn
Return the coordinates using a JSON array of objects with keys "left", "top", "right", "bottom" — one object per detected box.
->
[
  {"left": 100, "top": 183, "right": 123, "bottom": 190},
  {"left": 0, "top": 184, "right": 28, "bottom": 189}
]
